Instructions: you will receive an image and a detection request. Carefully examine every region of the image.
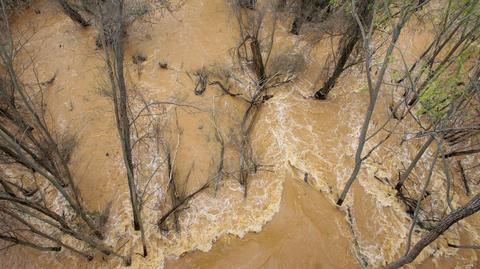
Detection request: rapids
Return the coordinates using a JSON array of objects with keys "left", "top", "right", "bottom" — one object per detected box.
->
[{"left": 1, "top": 0, "right": 479, "bottom": 268}]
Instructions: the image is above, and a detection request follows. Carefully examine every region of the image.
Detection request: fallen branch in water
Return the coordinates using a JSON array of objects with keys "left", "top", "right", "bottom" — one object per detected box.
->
[{"left": 447, "top": 243, "right": 480, "bottom": 250}]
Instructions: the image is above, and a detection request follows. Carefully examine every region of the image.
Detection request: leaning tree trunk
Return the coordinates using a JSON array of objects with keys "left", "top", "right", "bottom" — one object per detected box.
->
[
  {"left": 98, "top": 0, "right": 147, "bottom": 257},
  {"left": 112, "top": 23, "right": 140, "bottom": 233},
  {"left": 336, "top": 1, "right": 414, "bottom": 206},
  {"left": 314, "top": 0, "right": 373, "bottom": 99},
  {"left": 58, "top": 0, "right": 90, "bottom": 27},
  {"left": 385, "top": 194, "right": 480, "bottom": 269},
  {"left": 395, "top": 135, "right": 435, "bottom": 190},
  {"left": 0, "top": 208, "right": 94, "bottom": 260}
]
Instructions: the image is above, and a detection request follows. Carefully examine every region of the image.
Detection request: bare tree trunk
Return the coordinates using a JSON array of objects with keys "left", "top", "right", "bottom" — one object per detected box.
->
[
  {"left": 314, "top": 0, "right": 373, "bottom": 99},
  {"left": 97, "top": 0, "right": 146, "bottom": 257},
  {"left": 58, "top": 0, "right": 90, "bottom": 27},
  {"left": 113, "top": 21, "right": 140, "bottom": 233},
  {"left": 8, "top": 200, "right": 131, "bottom": 264},
  {"left": 0, "top": 193, "right": 71, "bottom": 229},
  {"left": 0, "top": 126, "right": 101, "bottom": 237},
  {"left": 404, "top": 144, "right": 440, "bottom": 253},
  {"left": 290, "top": 0, "right": 307, "bottom": 36},
  {"left": 0, "top": 26, "right": 101, "bottom": 236},
  {"left": 337, "top": 2, "right": 415, "bottom": 206},
  {"left": 250, "top": 38, "right": 266, "bottom": 84},
  {"left": 395, "top": 135, "right": 435, "bottom": 190},
  {"left": 447, "top": 243, "right": 480, "bottom": 250},
  {"left": 385, "top": 194, "right": 480, "bottom": 269}
]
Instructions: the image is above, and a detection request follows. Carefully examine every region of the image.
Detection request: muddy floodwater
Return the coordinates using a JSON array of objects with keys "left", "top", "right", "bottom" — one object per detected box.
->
[{"left": 1, "top": 0, "right": 479, "bottom": 268}]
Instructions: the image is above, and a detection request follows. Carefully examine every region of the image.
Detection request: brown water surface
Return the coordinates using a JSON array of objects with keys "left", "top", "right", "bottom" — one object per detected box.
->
[{"left": 1, "top": 1, "right": 479, "bottom": 268}]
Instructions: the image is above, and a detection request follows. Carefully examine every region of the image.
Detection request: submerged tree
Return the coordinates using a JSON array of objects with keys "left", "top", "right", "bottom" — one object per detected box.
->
[
  {"left": 95, "top": 0, "right": 147, "bottom": 257},
  {"left": 313, "top": 0, "right": 373, "bottom": 99},
  {"left": 386, "top": 194, "right": 480, "bottom": 269},
  {"left": 0, "top": 0, "right": 130, "bottom": 264},
  {"left": 334, "top": 0, "right": 480, "bottom": 266},
  {"left": 0, "top": 0, "right": 101, "bottom": 237},
  {"left": 191, "top": 0, "right": 303, "bottom": 196},
  {"left": 386, "top": 56, "right": 480, "bottom": 269},
  {"left": 336, "top": 0, "right": 422, "bottom": 206}
]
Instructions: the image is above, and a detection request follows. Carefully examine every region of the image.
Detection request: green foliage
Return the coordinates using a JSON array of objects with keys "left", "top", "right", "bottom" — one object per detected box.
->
[
  {"left": 417, "top": 44, "right": 479, "bottom": 121},
  {"left": 418, "top": 80, "right": 457, "bottom": 121},
  {"left": 391, "top": 70, "right": 402, "bottom": 82},
  {"left": 328, "top": 0, "right": 340, "bottom": 7}
]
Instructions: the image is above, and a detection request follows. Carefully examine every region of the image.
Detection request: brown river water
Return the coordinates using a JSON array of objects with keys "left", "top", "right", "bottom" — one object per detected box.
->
[{"left": 1, "top": 0, "right": 479, "bottom": 268}]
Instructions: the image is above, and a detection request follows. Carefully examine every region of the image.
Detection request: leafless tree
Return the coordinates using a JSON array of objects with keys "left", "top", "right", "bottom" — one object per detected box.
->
[
  {"left": 336, "top": 0, "right": 423, "bottom": 206},
  {"left": 191, "top": 0, "right": 302, "bottom": 196},
  {"left": 385, "top": 194, "right": 480, "bottom": 269},
  {"left": 350, "top": 5, "right": 480, "bottom": 263},
  {"left": 0, "top": 0, "right": 131, "bottom": 264},
  {"left": 0, "top": 0, "right": 102, "bottom": 237},
  {"left": 158, "top": 148, "right": 210, "bottom": 232},
  {"left": 313, "top": 0, "right": 373, "bottom": 99},
  {"left": 95, "top": 0, "right": 147, "bottom": 257},
  {"left": 235, "top": 0, "right": 303, "bottom": 193},
  {"left": 350, "top": 19, "right": 479, "bottom": 262}
]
